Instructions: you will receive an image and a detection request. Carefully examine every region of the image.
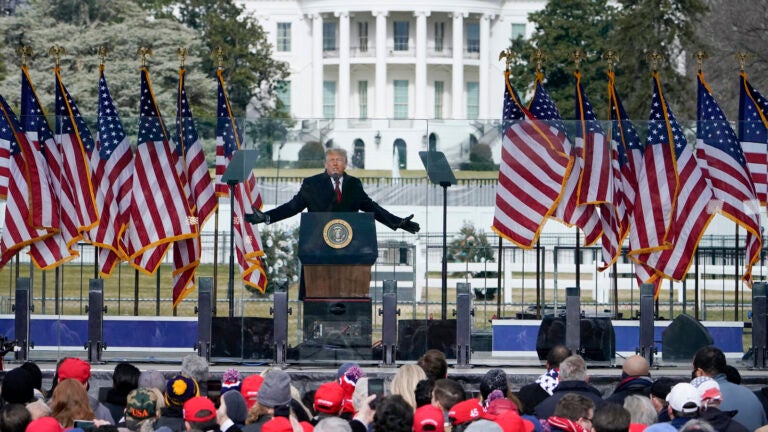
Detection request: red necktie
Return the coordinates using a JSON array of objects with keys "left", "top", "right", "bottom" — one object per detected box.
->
[{"left": 334, "top": 178, "right": 342, "bottom": 203}]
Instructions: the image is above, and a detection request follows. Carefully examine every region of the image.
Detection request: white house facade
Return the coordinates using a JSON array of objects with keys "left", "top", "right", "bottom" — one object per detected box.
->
[{"left": 239, "top": 0, "right": 546, "bottom": 170}]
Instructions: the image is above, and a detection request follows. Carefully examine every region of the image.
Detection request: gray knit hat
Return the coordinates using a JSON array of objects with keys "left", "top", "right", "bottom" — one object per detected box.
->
[
  {"left": 222, "top": 390, "right": 248, "bottom": 424},
  {"left": 257, "top": 370, "right": 292, "bottom": 408},
  {"left": 480, "top": 369, "right": 508, "bottom": 400}
]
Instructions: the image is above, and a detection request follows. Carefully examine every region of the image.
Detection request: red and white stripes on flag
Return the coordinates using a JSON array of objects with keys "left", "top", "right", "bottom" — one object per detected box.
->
[
  {"left": 216, "top": 69, "right": 267, "bottom": 292},
  {"left": 89, "top": 66, "right": 134, "bottom": 276},
  {"left": 127, "top": 67, "right": 196, "bottom": 275},
  {"left": 0, "top": 95, "right": 53, "bottom": 268},
  {"left": 171, "top": 67, "right": 218, "bottom": 306},
  {"left": 492, "top": 71, "right": 571, "bottom": 248},
  {"left": 738, "top": 71, "right": 768, "bottom": 206},
  {"left": 634, "top": 73, "right": 715, "bottom": 281},
  {"left": 696, "top": 72, "right": 761, "bottom": 286}
]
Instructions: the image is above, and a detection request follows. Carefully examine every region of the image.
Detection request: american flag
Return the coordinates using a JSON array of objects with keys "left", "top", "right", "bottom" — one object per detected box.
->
[
  {"left": 171, "top": 68, "right": 218, "bottom": 306},
  {"left": 738, "top": 71, "right": 768, "bottom": 206},
  {"left": 533, "top": 76, "right": 601, "bottom": 246},
  {"left": 54, "top": 67, "right": 99, "bottom": 234},
  {"left": 216, "top": 69, "right": 267, "bottom": 292},
  {"left": 21, "top": 67, "right": 78, "bottom": 268},
  {"left": 608, "top": 71, "right": 658, "bottom": 291},
  {"left": 492, "top": 71, "right": 571, "bottom": 248},
  {"left": 89, "top": 66, "right": 134, "bottom": 276},
  {"left": 0, "top": 95, "right": 53, "bottom": 267},
  {"left": 636, "top": 73, "right": 715, "bottom": 281},
  {"left": 696, "top": 72, "right": 761, "bottom": 286},
  {"left": 127, "top": 67, "right": 196, "bottom": 274}
]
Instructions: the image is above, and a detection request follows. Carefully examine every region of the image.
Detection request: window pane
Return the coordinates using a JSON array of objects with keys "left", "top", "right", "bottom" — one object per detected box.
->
[
  {"left": 434, "top": 22, "right": 444, "bottom": 52},
  {"left": 323, "top": 22, "right": 337, "bottom": 51},
  {"left": 466, "top": 81, "right": 479, "bottom": 119},
  {"left": 394, "top": 80, "right": 408, "bottom": 119},
  {"left": 277, "top": 22, "right": 291, "bottom": 52},
  {"left": 510, "top": 23, "right": 526, "bottom": 40},
  {"left": 434, "top": 81, "right": 444, "bottom": 120},
  {"left": 323, "top": 81, "right": 336, "bottom": 118},
  {"left": 394, "top": 21, "right": 409, "bottom": 51},
  {"left": 466, "top": 22, "right": 480, "bottom": 53},
  {"left": 276, "top": 80, "right": 291, "bottom": 113},
  {"left": 359, "top": 81, "right": 368, "bottom": 119},
  {"left": 358, "top": 22, "right": 368, "bottom": 52}
]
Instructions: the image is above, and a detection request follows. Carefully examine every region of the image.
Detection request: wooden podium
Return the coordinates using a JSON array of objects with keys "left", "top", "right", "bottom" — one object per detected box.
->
[{"left": 298, "top": 212, "right": 378, "bottom": 298}]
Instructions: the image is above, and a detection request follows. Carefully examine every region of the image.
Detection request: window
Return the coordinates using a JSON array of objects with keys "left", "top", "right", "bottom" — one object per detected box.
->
[
  {"left": 466, "top": 81, "right": 479, "bottom": 119},
  {"left": 466, "top": 22, "right": 480, "bottom": 53},
  {"left": 393, "top": 21, "right": 409, "bottom": 51},
  {"left": 510, "top": 23, "right": 526, "bottom": 40},
  {"left": 358, "top": 81, "right": 368, "bottom": 119},
  {"left": 323, "top": 81, "right": 336, "bottom": 118},
  {"left": 393, "top": 80, "right": 408, "bottom": 119},
  {"left": 358, "top": 21, "right": 369, "bottom": 52},
  {"left": 434, "top": 81, "right": 444, "bottom": 120},
  {"left": 277, "top": 22, "right": 291, "bottom": 52},
  {"left": 276, "top": 80, "right": 291, "bottom": 113},
  {"left": 323, "top": 22, "right": 337, "bottom": 51},
  {"left": 434, "top": 22, "right": 445, "bottom": 52}
]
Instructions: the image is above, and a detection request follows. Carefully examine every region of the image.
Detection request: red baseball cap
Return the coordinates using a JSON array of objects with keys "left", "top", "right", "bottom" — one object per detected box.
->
[
  {"left": 495, "top": 410, "right": 535, "bottom": 432},
  {"left": 241, "top": 374, "right": 264, "bottom": 409},
  {"left": 25, "top": 417, "right": 64, "bottom": 432},
  {"left": 313, "top": 382, "right": 345, "bottom": 415},
  {"left": 414, "top": 404, "right": 445, "bottom": 432},
  {"left": 299, "top": 421, "right": 314, "bottom": 432},
  {"left": 57, "top": 358, "right": 91, "bottom": 384},
  {"left": 448, "top": 399, "right": 484, "bottom": 426},
  {"left": 262, "top": 416, "right": 293, "bottom": 432},
  {"left": 183, "top": 396, "right": 217, "bottom": 423}
]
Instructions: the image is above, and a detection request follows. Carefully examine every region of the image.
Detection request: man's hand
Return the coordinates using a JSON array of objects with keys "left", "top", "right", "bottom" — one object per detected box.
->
[
  {"left": 244, "top": 208, "right": 269, "bottom": 224},
  {"left": 398, "top": 214, "right": 420, "bottom": 233}
]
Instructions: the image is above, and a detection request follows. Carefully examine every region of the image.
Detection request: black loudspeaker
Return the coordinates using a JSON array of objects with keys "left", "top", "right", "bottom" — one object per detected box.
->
[
  {"left": 662, "top": 314, "right": 713, "bottom": 362},
  {"left": 211, "top": 317, "right": 274, "bottom": 360},
  {"left": 87, "top": 279, "right": 105, "bottom": 362},
  {"left": 536, "top": 315, "right": 615, "bottom": 362},
  {"left": 196, "top": 278, "right": 213, "bottom": 361},
  {"left": 14, "top": 278, "right": 31, "bottom": 362},
  {"left": 397, "top": 319, "right": 457, "bottom": 360},
  {"left": 753, "top": 282, "right": 767, "bottom": 368},
  {"left": 295, "top": 298, "right": 373, "bottom": 360}
]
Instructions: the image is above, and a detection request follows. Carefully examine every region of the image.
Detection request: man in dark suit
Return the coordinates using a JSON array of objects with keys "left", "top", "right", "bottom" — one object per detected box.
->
[{"left": 246, "top": 148, "right": 420, "bottom": 232}]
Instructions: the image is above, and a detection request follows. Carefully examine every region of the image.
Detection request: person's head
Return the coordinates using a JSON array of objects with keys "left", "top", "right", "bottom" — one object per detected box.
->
[
  {"left": 25, "top": 400, "right": 51, "bottom": 421},
  {"left": 649, "top": 378, "right": 677, "bottom": 414},
  {"left": 546, "top": 345, "right": 572, "bottom": 370},
  {"left": 313, "top": 381, "right": 345, "bottom": 416},
  {"left": 623, "top": 395, "right": 657, "bottom": 426},
  {"left": 415, "top": 379, "right": 435, "bottom": 408},
  {"left": 219, "top": 390, "right": 248, "bottom": 425},
  {"left": 559, "top": 355, "right": 588, "bottom": 381},
  {"left": 18, "top": 362, "right": 43, "bottom": 394},
  {"left": 183, "top": 396, "right": 217, "bottom": 431},
  {"left": 390, "top": 364, "right": 427, "bottom": 410},
  {"left": 240, "top": 374, "right": 264, "bottom": 410},
  {"left": 413, "top": 404, "right": 445, "bottom": 432},
  {"left": 257, "top": 369, "right": 292, "bottom": 410},
  {"left": 372, "top": 395, "right": 414, "bottom": 432},
  {"left": 432, "top": 379, "right": 465, "bottom": 412},
  {"left": 165, "top": 375, "right": 200, "bottom": 408},
  {"left": 222, "top": 368, "right": 242, "bottom": 394},
  {"left": 592, "top": 403, "right": 630, "bottom": 432},
  {"left": 314, "top": 416, "right": 352, "bottom": 432},
  {"left": 112, "top": 362, "right": 141, "bottom": 395},
  {"left": 325, "top": 148, "right": 347, "bottom": 177},
  {"left": 678, "top": 419, "right": 715, "bottom": 432},
  {"left": 690, "top": 377, "right": 722, "bottom": 410},
  {"left": 49, "top": 379, "right": 95, "bottom": 428},
  {"left": 139, "top": 370, "right": 167, "bottom": 394},
  {"left": 24, "top": 417, "right": 64, "bottom": 432},
  {"left": 124, "top": 388, "right": 159, "bottom": 430},
  {"left": 723, "top": 365, "right": 741, "bottom": 384},
  {"left": 0, "top": 403, "right": 31, "bottom": 432},
  {"left": 553, "top": 393, "right": 594, "bottom": 430},
  {"left": 180, "top": 355, "right": 209, "bottom": 386},
  {"left": 1, "top": 368, "right": 35, "bottom": 405},
  {"left": 56, "top": 358, "right": 91, "bottom": 387},
  {"left": 479, "top": 369, "right": 508, "bottom": 401},
  {"left": 666, "top": 383, "right": 700, "bottom": 419},
  {"left": 692, "top": 346, "right": 726, "bottom": 378},
  {"left": 622, "top": 355, "right": 650, "bottom": 378},
  {"left": 448, "top": 399, "right": 484, "bottom": 427},
  {"left": 418, "top": 349, "right": 448, "bottom": 382}
]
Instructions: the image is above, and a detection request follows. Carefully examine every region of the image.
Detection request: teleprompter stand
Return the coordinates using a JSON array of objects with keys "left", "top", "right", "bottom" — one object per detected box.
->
[{"left": 419, "top": 151, "right": 456, "bottom": 320}]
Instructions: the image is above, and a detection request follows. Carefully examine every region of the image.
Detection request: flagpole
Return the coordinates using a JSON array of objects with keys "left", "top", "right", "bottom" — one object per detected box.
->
[
  {"left": 213, "top": 207, "right": 219, "bottom": 316},
  {"left": 228, "top": 183, "right": 236, "bottom": 318}
]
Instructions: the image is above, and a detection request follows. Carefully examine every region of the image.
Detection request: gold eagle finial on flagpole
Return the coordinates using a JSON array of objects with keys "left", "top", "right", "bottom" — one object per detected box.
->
[
  {"left": 602, "top": 50, "right": 619, "bottom": 72},
  {"left": 532, "top": 49, "right": 546, "bottom": 75},
  {"left": 571, "top": 49, "right": 585, "bottom": 72},
  {"left": 734, "top": 51, "right": 750, "bottom": 72},
  {"left": 498, "top": 49, "right": 514, "bottom": 72},
  {"left": 645, "top": 51, "right": 663, "bottom": 73},
  {"left": 48, "top": 45, "right": 66, "bottom": 68},
  {"left": 137, "top": 47, "right": 153, "bottom": 67},
  {"left": 214, "top": 47, "right": 225, "bottom": 70},
  {"left": 17, "top": 46, "right": 33, "bottom": 67},
  {"left": 97, "top": 46, "right": 108, "bottom": 67},
  {"left": 693, "top": 50, "right": 708, "bottom": 73},
  {"left": 177, "top": 47, "right": 187, "bottom": 69}
]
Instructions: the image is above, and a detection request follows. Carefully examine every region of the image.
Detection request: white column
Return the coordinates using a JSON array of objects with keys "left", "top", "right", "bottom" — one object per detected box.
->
[
  {"left": 312, "top": 13, "right": 324, "bottom": 118},
  {"left": 451, "top": 11, "right": 466, "bottom": 119},
  {"left": 337, "top": 12, "right": 351, "bottom": 118},
  {"left": 375, "top": 11, "right": 388, "bottom": 118},
  {"left": 478, "top": 14, "right": 492, "bottom": 119},
  {"left": 415, "top": 11, "right": 429, "bottom": 119}
]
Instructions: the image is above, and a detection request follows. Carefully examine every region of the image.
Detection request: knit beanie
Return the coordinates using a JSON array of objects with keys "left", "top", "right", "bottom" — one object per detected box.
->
[
  {"left": 257, "top": 370, "right": 292, "bottom": 408},
  {"left": 222, "top": 390, "right": 248, "bottom": 424},
  {"left": 339, "top": 365, "right": 364, "bottom": 414},
  {"left": 2, "top": 367, "right": 35, "bottom": 404},
  {"left": 165, "top": 374, "right": 199, "bottom": 407},
  {"left": 480, "top": 369, "right": 508, "bottom": 400},
  {"left": 222, "top": 368, "right": 242, "bottom": 394}
]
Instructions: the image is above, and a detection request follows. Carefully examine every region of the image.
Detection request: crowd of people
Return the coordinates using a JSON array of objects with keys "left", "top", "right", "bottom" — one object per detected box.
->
[{"left": 0, "top": 345, "right": 765, "bottom": 432}]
